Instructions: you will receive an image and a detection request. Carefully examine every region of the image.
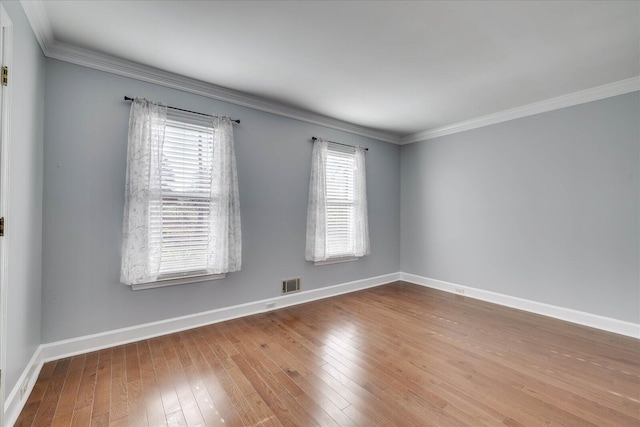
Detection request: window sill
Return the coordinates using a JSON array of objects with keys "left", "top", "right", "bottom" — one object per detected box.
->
[
  {"left": 131, "top": 273, "right": 226, "bottom": 290},
  {"left": 314, "top": 256, "right": 359, "bottom": 266}
]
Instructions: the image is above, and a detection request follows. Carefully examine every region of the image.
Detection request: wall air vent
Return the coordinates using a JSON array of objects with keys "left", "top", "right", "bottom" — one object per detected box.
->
[{"left": 282, "top": 277, "right": 301, "bottom": 294}]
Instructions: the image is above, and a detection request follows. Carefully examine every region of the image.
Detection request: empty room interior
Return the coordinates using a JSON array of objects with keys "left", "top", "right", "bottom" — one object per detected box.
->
[{"left": 1, "top": 0, "right": 639, "bottom": 426}]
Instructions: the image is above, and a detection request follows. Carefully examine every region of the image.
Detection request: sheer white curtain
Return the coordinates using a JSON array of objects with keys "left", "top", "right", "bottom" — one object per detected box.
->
[
  {"left": 207, "top": 116, "right": 242, "bottom": 274},
  {"left": 305, "top": 138, "right": 328, "bottom": 261},
  {"left": 353, "top": 146, "right": 370, "bottom": 257},
  {"left": 121, "top": 98, "right": 166, "bottom": 285},
  {"left": 121, "top": 99, "right": 241, "bottom": 286},
  {"left": 305, "top": 138, "right": 369, "bottom": 262}
]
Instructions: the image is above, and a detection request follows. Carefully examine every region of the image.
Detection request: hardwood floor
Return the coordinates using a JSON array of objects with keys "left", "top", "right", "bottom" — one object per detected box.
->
[{"left": 14, "top": 281, "right": 640, "bottom": 426}]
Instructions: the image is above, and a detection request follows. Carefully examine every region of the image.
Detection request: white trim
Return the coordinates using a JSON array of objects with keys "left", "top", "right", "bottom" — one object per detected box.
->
[
  {"left": 16, "top": 0, "right": 52, "bottom": 54},
  {"left": 5, "top": 271, "right": 639, "bottom": 423},
  {"left": 19, "top": 1, "right": 399, "bottom": 145},
  {"left": 400, "top": 273, "right": 640, "bottom": 339},
  {"left": 401, "top": 77, "right": 640, "bottom": 144},
  {"left": 314, "top": 256, "right": 359, "bottom": 266},
  {"left": 39, "top": 272, "right": 399, "bottom": 362},
  {"left": 19, "top": 1, "right": 640, "bottom": 147},
  {"left": 4, "top": 347, "right": 42, "bottom": 427},
  {"left": 45, "top": 40, "right": 401, "bottom": 143},
  {"left": 0, "top": 7, "right": 12, "bottom": 427},
  {"left": 131, "top": 273, "right": 226, "bottom": 291},
  {"left": 4, "top": 272, "right": 398, "bottom": 424}
]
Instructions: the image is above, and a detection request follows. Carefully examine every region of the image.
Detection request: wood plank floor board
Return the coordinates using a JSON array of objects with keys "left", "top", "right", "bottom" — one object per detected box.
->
[
  {"left": 230, "top": 351, "right": 303, "bottom": 426},
  {"left": 340, "top": 402, "right": 388, "bottom": 427},
  {"left": 289, "top": 370, "right": 351, "bottom": 411},
  {"left": 70, "top": 406, "right": 92, "bottom": 427},
  {"left": 90, "top": 349, "right": 113, "bottom": 425},
  {"left": 230, "top": 339, "right": 328, "bottom": 427},
  {"left": 109, "top": 347, "right": 129, "bottom": 423},
  {"left": 274, "top": 369, "right": 354, "bottom": 427},
  {"left": 23, "top": 361, "right": 66, "bottom": 427},
  {"left": 169, "top": 333, "right": 228, "bottom": 426},
  {"left": 159, "top": 336, "right": 206, "bottom": 427},
  {"left": 189, "top": 330, "right": 248, "bottom": 427},
  {"left": 15, "top": 281, "right": 640, "bottom": 426},
  {"left": 257, "top": 314, "right": 328, "bottom": 368},
  {"left": 73, "top": 352, "right": 100, "bottom": 414},
  {"left": 89, "top": 412, "right": 109, "bottom": 427}
]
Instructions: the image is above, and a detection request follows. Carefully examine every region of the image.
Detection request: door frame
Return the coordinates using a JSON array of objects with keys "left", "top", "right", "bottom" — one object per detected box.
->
[{"left": 0, "top": 4, "right": 13, "bottom": 424}]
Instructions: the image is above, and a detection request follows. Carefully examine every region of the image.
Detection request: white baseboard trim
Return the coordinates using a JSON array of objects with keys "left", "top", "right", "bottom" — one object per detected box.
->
[
  {"left": 40, "top": 272, "right": 400, "bottom": 363},
  {"left": 400, "top": 273, "right": 640, "bottom": 339},
  {"left": 4, "top": 346, "right": 44, "bottom": 427},
  {"left": 7, "top": 271, "right": 638, "bottom": 425},
  {"left": 5, "top": 272, "right": 399, "bottom": 425}
]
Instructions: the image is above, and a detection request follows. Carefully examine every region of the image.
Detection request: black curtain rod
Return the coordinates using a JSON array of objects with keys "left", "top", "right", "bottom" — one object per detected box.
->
[
  {"left": 312, "top": 136, "right": 369, "bottom": 151},
  {"left": 124, "top": 96, "right": 240, "bottom": 124}
]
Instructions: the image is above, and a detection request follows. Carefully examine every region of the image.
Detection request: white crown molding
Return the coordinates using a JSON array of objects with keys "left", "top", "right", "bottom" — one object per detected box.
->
[
  {"left": 18, "top": 1, "right": 640, "bottom": 145},
  {"left": 47, "top": 40, "right": 401, "bottom": 144},
  {"left": 401, "top": 76, "right": 640, "bottom": 144},
  {"left": 19, "top": 1, "right": 401, "bottom": 145},
  {"left": 18, "top": 0, "right": 53, "bottom": 53},
  {"left": 400, "top": 273, "right": 640, "bottom": 339}
]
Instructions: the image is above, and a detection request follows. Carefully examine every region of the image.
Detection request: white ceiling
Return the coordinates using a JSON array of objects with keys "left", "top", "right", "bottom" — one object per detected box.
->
[{"left": 22, "top": 0, "right": 640, "bottom": 143}]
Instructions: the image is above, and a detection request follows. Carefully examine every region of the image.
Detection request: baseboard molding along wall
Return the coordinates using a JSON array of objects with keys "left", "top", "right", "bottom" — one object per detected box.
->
[
  {"left": 6, "top": 271, "right": 640, "bottom": 425},
  {"left": 4, "top": 272, "right": 399, "bottom": 426},
  {"left": 400, "top": 272, "right": 640, "bottom": 340},
  {"left": 4, "top": 346, "right": 43, "bottom": 427}
]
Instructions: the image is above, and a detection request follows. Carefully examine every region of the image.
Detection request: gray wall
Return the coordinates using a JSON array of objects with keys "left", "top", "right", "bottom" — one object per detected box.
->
[
  {"left": 2, "top": 1, "right": 45, "bottom": 394},
  {"left": 401, "top": 92, "right": 640, "bottom": 323},
  {"left": 8, "top": 1, "right": 638, "bottom": 373},
  {"left": 41, "top": 59, "right": 401, "bottom": 343}
]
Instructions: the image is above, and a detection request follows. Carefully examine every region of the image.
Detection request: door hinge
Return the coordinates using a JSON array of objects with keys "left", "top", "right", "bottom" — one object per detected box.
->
[
  {"left": 0, "top": 217, "right": 4, "bottom": 237},
  {"left": 1, "top": 66, "right": 7, "bottom": 86}
]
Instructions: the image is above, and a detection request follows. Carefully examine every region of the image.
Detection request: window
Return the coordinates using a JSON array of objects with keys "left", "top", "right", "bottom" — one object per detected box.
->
[
  {"left": 305, "top": 138, "right": 369, "bottom": 264},
  {"left": 156, "top": 114, "right": 216, "bottom": 278},
  {"left": 121, "top": 98, "right": 241, "bottom": 289},
  {"left": 325, "top": 144, "right": 357, "bottom": 258}
]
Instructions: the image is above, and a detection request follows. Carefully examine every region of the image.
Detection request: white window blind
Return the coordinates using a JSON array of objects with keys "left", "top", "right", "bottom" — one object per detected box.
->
[
  {"left": 155, "top": 115, "right": 215, "bottom": 278},
  {"left": 325, "top": 144, "right": 356, "bottom": 258}
]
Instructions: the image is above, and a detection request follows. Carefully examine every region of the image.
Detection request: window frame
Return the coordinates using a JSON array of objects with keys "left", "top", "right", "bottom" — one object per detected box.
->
[
  {"left": 316, "top": 143, "right": 360, "bottom": 265},
  {"left": 133, "top": 110, "right": 225, "bottom": 290}
]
